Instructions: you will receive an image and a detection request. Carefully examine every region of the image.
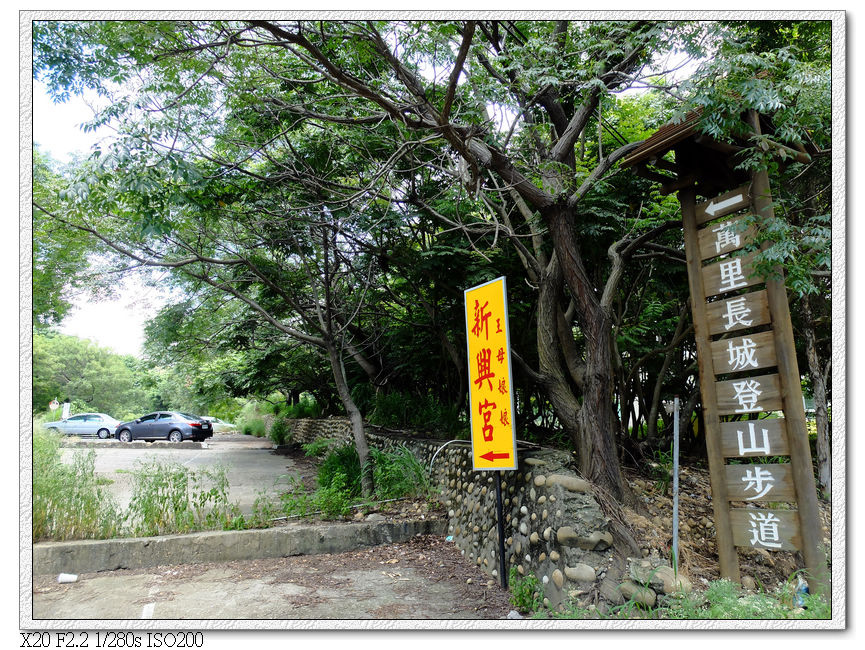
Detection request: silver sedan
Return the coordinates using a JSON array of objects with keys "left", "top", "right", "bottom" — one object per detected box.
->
[{"left": 42, "top": 413, "right": 120, "bottom": 439}]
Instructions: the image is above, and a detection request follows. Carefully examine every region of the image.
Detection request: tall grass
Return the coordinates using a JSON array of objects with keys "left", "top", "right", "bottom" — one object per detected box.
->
[
  {"left": 269, "top": 416, "right": 291, "bottom": 446},
  {"left": 32, "top": 428, "right": 122, "bottom": 541},
  {"left": 125, "top": 460, "right": 243, "bottom": 536},
  {"left": 33, "top": 428, "right": 244, "bottom": 540},
  {"left": 370, "top": 445, "right": 430, "bottom": 500}
]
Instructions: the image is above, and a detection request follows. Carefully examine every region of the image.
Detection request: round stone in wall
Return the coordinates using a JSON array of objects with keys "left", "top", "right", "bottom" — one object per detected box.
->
[
  {"left": 552, "top": 569, "right": 564, "bottom": 589},
  {"left": 564, "top": 564, "right": 596, "bottom": 583},
  {"left": 619, "top": 580, "right": 656, "bottom": 608}
]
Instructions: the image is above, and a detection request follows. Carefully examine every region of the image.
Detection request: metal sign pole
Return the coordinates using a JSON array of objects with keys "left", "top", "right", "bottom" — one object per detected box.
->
[
  {"left": 495, "top": 470, "right": 508, "bottom": 589},
  {"left": 672, "top": 396, "right": 680, "bottom": 576}
]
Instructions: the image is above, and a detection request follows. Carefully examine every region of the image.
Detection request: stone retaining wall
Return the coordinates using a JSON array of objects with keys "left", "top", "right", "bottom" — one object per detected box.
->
[{"left": 287, "top": 418, "right": 620, "bottom": 610}]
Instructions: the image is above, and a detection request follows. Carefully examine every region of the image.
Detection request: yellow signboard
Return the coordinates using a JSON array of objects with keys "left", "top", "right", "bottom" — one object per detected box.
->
[{"left": 464, "top": 277, "right": 518, "bottom": 471}]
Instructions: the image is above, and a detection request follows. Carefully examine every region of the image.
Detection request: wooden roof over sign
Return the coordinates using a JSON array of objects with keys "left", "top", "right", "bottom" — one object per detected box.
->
[
  {"left": 620, "top": 111, "right": 702, "bottom": 170},
  {"left": 619, "top": 109, "right": 813, "bottom": 199}
]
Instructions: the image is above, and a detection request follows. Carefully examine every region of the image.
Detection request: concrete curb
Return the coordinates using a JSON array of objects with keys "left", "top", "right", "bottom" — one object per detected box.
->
[
  {"left": 59, "top": 440, "right": 210, "bottom": 449},
  {"left": 33, "top": 518, "right": 448, "bottom": 576}
]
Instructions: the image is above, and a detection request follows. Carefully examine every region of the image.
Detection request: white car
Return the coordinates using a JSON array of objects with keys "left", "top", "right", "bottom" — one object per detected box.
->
[
  {"left": 201, "top": 416, "right": 236, "bottom": 433},
  {"left": 43, "top": 413, "right": 120, "bottom": 439}
]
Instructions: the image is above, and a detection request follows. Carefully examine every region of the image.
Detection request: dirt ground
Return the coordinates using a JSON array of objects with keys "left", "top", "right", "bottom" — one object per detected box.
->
[
  {"left": 619, "top": 462, "right": 833, "bottom": 595},
  {"left": 32, "top": 534, "right": 514, "bottom": 620}
]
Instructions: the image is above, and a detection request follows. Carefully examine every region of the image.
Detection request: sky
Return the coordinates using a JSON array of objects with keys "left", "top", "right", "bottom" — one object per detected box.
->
[{"left": 33, "top": 81, "right": 171, "bottom": 357}]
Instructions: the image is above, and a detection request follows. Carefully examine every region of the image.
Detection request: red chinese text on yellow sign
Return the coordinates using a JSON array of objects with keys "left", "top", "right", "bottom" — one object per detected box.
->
[{"left": 464, "top": 277, "right": 518, "bottom": 470}]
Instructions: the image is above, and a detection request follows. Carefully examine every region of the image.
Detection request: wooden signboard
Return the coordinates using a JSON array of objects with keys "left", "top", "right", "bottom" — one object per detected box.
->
[
  {"left": 701, "top": 251, "right": 763, "bottom": 298},
  {"left": 724, "top": 463, "right": 796, "bottom": 502},
  {"left": 715, "top": 373, "right": 783, "bottom": 415},
  {"left": 706, "top": 290, "right": 772, "bottom": 336},
  {"left": 697, "top": 216, "right": 758, "bottom": 261},
  {"left": 709, "top": 331, "right": 778, "bottom": 375},
  {"left": 674, "top": 117, "right": 826, "bottom": 594},
  {"left": 695, "top": 184, "right": 752, "bottom": 225},
  {"left": 719, "top": 418, "right": 790, "bottom": 458},
  {"left": 729, "top": 508, "right": 802, "bottom": 552}
]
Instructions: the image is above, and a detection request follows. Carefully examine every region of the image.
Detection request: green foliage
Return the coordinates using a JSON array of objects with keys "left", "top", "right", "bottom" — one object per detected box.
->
[
  {"left": 302, "top": 438, "right": 336, "bottom": 458},
  {"left": 311, "top": 471, "right": 356, "bottom": 518},
  {"left": 679, "top": 21, "right": 831, "bottom": 154},
  {"left": 125, "top": 460, "right": 243, "bottom": 536},
  {"left": 247, "top": 418, "right": 267, "bottom": 438},
  {"left": 369, "top": 445, "right": 430, "bottom": 500},
  {"left": 32, "top": 148, "right": 97, "bottom": 327},
  {"left": 32, "top": 428, "right": 122, "bottom": 540},
  {"left": 269, "top": 416, "right": 291, "bottom": 446},
  {"left": 276, "top": 476, "right": 316, "bottom": 518},
  {"left": 651, "top": 444, "right": 675, "bottom": 494},
  {"left": 655, "top": 578, "right": 830, "bottom": 620},
  {"left": 317, "top": 445, "right": 362, "bottom": 498},
  {"left": 32, "top": 331, "right": 151, "bottom": 417},
  {"left": 362, "top": 390, "right": 464, "bottom": 436},
  {"left": 541, "top": 577, "right": 831, "bottom": 620},
  {"left": 509, "top": 567, "right": 545, "bottom": 614},
  {"left": 236, "top": 399, "right": 270, "bottom": 437},
  {"left": 283, "top": 395, "right": 322, "bottom": 419}
]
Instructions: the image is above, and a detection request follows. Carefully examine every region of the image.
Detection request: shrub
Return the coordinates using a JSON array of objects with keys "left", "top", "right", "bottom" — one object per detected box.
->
[
  {"left": 302, "top": 437, "right": 335, "bottom": 457},
  {"left": 317, "top": 445, "right": 362, "bottom": 497},
  {"left": 269, "top": 416, "right": 291, "bottom": 446},
  {"left": 365, "top": 390, "right": 463, "bottom": 435},
  {"left": 284, "top": 395, "right": 321, "bottom": 419},
  {"left": 278, "top": 476, "right": 315, "bottom": 518},
  {"left": 312, "top": 471, "right": 355, "bottom": 518},
  {"left": 247, "top": 418, "right": 267, "bottom": 438},
  {"left": 509, "top": 567, "right": 544, "bottom": 614}
]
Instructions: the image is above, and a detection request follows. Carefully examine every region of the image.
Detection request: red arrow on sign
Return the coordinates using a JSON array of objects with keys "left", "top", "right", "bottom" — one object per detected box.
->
[{"left": 481, "top": 450, "right": 511, "bottom": 463}]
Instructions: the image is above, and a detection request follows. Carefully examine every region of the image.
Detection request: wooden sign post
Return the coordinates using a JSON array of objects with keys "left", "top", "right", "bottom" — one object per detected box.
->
[
  {"left": 620, "top": 108, "right": 828, "bottom": 596},
  {"left": 675, "top": 115, "right": 827, "bottom": 594}
]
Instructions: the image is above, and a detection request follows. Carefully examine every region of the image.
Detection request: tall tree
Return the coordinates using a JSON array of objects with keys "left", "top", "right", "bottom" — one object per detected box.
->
[
  {"left": 32, "top": 148, "right": 96, "bottom": 327},
  {"left": 32, "top": 19, "right": 832, "bottom": 508}
]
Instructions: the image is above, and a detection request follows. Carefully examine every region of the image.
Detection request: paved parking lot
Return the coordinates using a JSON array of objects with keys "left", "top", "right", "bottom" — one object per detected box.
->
[{"left": 61, "top": 432, "right": 301, "bottom": 513}]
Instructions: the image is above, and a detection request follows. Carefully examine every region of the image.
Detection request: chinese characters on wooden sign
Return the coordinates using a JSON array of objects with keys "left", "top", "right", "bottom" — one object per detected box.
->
[
  {"left": 687, "top": 181, "right": 803, "bottom": 554},
  {"left": 464, "top": 277, "right": 518, "bottom": 471}
]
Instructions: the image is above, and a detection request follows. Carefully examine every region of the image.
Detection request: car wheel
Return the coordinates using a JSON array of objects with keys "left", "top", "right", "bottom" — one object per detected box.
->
[
  {"left": 48, "top": 427, "right": 59, "bottom": 434},
  {"left": 119, "top": 430, "right": 132, "bottom": 443},
  {"left": 97, "top": 428, "right": 110, "bottom": 439},
  {"left": 168, "top": 430, "right": 183, "bottom": 443}
]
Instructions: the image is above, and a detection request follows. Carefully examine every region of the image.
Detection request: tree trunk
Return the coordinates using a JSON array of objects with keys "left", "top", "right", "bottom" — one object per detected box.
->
[
  {"left": 534, "top": 257, "right": 583, "bottom": 446},
  {"left": 327, "top": 340, "right": 374, "bottom": 497},
  {"left": 543, "top": 204, "right": 631, "bottom": 504},
  {"left": 802, "top": 295, "right": 831, "bottom": 497}
]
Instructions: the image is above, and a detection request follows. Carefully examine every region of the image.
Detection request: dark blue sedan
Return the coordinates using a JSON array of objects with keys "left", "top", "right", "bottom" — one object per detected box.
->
[{"left": 115, "top": 412, "right": 214, "bottom": 443}]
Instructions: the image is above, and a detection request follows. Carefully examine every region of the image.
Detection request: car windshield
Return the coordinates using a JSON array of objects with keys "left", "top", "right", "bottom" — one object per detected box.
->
[{"left": 179, "top": 413, "right": 200, "bottom": 420}]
